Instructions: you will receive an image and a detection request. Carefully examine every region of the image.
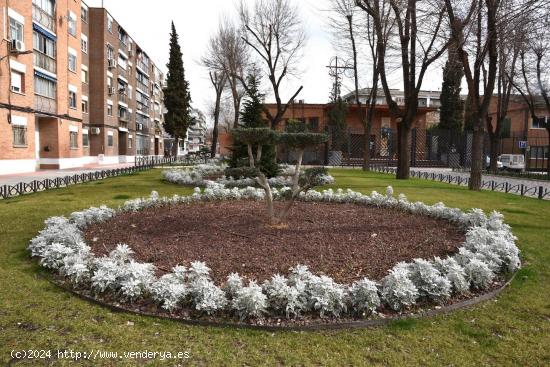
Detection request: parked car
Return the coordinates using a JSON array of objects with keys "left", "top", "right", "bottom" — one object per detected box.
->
[
  {"left": 498, "top": 154, "right": 525, "bottom": 171},
  {"left": 485, "top": 156, "right": 504, "bottom": 170}
]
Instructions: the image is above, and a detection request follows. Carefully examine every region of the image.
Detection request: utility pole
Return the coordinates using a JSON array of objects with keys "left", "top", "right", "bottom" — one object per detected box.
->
[{"left": 326, "top": 56, "right": 354, "bottom": 101}]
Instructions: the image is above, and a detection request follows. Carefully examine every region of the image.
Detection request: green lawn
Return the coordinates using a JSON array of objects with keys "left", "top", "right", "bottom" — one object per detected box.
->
[{"left": 1, "top": 168, "right": 549, "bottom": 366}]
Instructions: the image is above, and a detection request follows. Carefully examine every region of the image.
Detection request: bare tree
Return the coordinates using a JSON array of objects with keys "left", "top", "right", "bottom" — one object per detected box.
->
[
  {"left": 238, "top": 0, "right": 307, "bottom": 129},
  {"left": 328, "top": 0, "right": 386, "bottom": 171},
  {"left": 486, "top": 1, "right": 526, "bottom": 171},
  {"left": 202, "top": 18, "right": 249, "bottom": 129},
  {"left": 357, "top": 0, "right": 449, "bottom": 179},
  {"left": 207, "top": 71, "right": 227, "bottom": 158},
  {"left": 509, "top": 3, "right": 550, "bottom": 176}
]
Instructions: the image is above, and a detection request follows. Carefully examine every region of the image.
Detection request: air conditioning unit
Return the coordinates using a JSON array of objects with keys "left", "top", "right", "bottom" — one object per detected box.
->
[
  {"left": 10, "top": 39, "right": 24, "bottom": 52},
  {"left": 91, "top": 127, "right": 101, "bottom": 135},
  {"left": 108, "top": 87, "right": 115, "bottom": 95},
  {"left": 107, "top": 58, "right": 117, "bottom": 69}
]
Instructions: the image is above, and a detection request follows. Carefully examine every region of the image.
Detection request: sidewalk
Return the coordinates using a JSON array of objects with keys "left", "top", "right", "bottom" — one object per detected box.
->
[{"left": 0, "top": 163, "right": 135, "bottom": 186}]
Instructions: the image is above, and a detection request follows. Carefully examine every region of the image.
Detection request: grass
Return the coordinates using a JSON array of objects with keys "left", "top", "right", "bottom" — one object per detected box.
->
[{"left": 1, "top": 168, "right": 549, "bottom": 366}]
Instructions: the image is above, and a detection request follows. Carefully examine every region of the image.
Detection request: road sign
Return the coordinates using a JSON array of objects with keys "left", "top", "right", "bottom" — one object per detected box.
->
[{"left": 519, "top": 141, "right": 528, "bottom": 149}]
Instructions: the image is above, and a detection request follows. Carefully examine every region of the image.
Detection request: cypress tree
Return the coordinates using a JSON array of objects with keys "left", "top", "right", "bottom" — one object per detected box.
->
[
  {"left": 229, "top": 74, "right": 279, "bottom": 177},
  {"left": 163, "top": 22, "right": 191, "bottom": 155},
  {"left": 439, "top": 43, "right": 465, "bottom": 132}
]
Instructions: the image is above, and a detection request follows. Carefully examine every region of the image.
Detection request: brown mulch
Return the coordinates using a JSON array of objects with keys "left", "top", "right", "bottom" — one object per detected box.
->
[{"left": 84, "top": 201, "right": 465, "bottom": 284}]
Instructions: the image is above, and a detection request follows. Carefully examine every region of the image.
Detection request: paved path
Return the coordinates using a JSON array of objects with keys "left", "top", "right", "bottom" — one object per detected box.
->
[{"left": 0, "top": 163, "right": 135, "bottom": 186}]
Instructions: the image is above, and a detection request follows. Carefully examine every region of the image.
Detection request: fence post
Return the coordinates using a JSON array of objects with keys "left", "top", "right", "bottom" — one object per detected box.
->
[
  {"left": 539, "top": 186, "right": 544, "bottom": 200},
  {"left": 491, "top": 181, "right": 495, "bottom": 191},
  {"left": 520, "top": 184, "right": 525, "bottom": 196}
]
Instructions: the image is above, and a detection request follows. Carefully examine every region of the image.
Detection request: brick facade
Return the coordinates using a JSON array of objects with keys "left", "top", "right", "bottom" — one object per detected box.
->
[{"left": 0, "top": 0, "right": 166, "bottom": 174}]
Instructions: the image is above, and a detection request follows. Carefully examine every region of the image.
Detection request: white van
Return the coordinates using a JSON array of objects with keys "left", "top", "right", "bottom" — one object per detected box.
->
[{"left": 498, "top": 154, "right": 525, "bottom": 171}]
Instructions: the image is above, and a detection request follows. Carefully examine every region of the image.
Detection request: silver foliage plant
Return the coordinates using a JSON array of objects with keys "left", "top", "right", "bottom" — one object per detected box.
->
[{"left": 29, "top": 184, "right": 521, "bottom": 320}]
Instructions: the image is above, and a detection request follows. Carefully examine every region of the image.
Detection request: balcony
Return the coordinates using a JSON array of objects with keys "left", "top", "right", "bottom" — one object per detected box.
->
[
  {"left": 33, "top": 51, "right": 56, "bottom": 74},
  {"left": 137, "top": 103, "right": 150, "bottom": 115},
  {"left": 137, "top": 59, "right": 149, "bottom": 72},
  {"left": 118, "top": 92, "right": 128, "bottom": 104},
  {"left": 136, "top": 80, "right": 149, "bottom": 93},
  {"left": 32, "top": 4, "right": 56, "bottom": 33},
  {"left": 35, "top": 95, "right": 57, "bottom": 114},
  {"left": 118, "top": 65, "right": 128, "bottom": 79}
]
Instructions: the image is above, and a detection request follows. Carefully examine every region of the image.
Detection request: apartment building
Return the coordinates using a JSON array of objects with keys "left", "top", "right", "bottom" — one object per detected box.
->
[
  {"left": 0, "top": 0, "right": 167, "bottom": 175},
  {"left": 185, "top": 108, "right": 207, "bottom": 154}
]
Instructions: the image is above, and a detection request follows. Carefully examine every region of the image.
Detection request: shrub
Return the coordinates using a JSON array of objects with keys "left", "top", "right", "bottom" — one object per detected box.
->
[
  {"left": 407, "top": 259, "right": 452, "bottom": 302},
  {"left": 189, "top": 278, "right": 228, "bottom": 314},
  {"left": 149, "top": 273, "right": 188, "bottom": 311},
  {"left": 380, "top": 267, "right": 419, "bottom": 311},
  {"left": 433, "top": 257, "right": 469, "bottom": 294},
  {"left": 306, "top": 275, "right": 347, "bottom": 318},
  {"left": 232, "top": 281, "right": 268, "bottom": 320},
  {"left": 464, "top": 259, "right": 495, "bottom": 289},
  {"left": 263, "top": 274, "right": 305, "bottom": 318},
  {"left": 224, "top": 273, "right": 244, "bottom": 298},
  {"left": 347, "top": 278, "right": 381, "bottom": 315}
]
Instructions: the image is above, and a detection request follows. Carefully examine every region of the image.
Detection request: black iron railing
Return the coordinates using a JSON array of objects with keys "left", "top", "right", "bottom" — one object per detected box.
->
[{"left": 370, "top": 166, "right": 550, "bottom": 200}]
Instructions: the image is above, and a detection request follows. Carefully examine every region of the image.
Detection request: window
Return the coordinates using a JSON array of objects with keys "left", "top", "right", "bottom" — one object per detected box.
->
[
  {"left": 107, "top": 15, "right": 113, "bottom": 33},
  {"left": 83, "top": 132, "right": 89, "bottom": 147},
  {"left": 107, "top": 76, "right": 113, "bottom": 87},
  {"left": 530, "top": 146, "right": 549, "bottom": 159},
  {"left": 118, "top": 54, "right": 127, "bottom": 70},
  {"left": 309, "top": 117, "right": 319, "bottom": 132},
  {"left": 532, "top": 117, "right": 547, "bottom": 129},
  {"left": 128, "top": 137, "right": 133, "bottom": 149},
  {"left": 107, "top": 134, "right": 114, "bottom": 147},
  {"left": 81, "top": 5, "right": 89, "bottom": 23},
  {"left": 107, "top": 104, "right": 113, "bottom": 116},
  {"left": 68, "top": 53, "right": 77, "bottom": 72},
  {"left": 81, "top": 68, "right": 88, "bottom": 83},
  {"left": 11, "top": 71, "right": 24, "bottom": 93},
  {"left": 9, "top": 18, "right": 24, "bottom": 42},
  {"left": 70, "top": 131, "right": 78, "bottom": 149},
  {"left": 33, "top": 32, "right": 55, "bottom": 57},
  {"left": 68, "top": 11, "right": 76, "bottom": 37},
  {"left": 107, "top": 45, "right": 114, "bottom": 60},
  {"left": 12, "top": 125, "right": 27, "bottom": 146},
  {"left": 33, "top": 0, "right": 54, "bottom": 15},
  {"left": 82, "top": 99, "right": 88, "bottom": 113},
  {"left": 69, "top": 90, "right": 77, "bottom": 109},
  {"left": 81, "top": 35, "right": 88, "bottom": 53},
  {"left": 34, "top": 76, "right": 56, "bottom": 99}
]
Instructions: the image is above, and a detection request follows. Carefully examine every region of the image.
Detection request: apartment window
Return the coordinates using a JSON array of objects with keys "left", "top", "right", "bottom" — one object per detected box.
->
[
  {"left": 309, "top": 117, "right": 319, "bottom": 132},
  {"left": 81, "top": 68, "right": 88, "bottom": 83},
  {"left": 107, "top": 44, "right": 114, "bottom": 60},
  {"left": 33, "top": 0, "right": 54, "bottom": 15},
  {"left": 128, "top": 137, "right": 133, "bottom": 149},
  {"left": 69, "top": 90, "right": 77, "bottom": 109},
  {"left": 9, "top": 18, "right": 24, "bottom": 42},
  {"left": 70, "top": 131, "right": 78, "bottom": 149},
  {"left": 68, "top": 11, "right": 76, "bottom": 37},
  {"left": 33, "top": 32, "right": 55, "bottom": 57},
  {"left": 81, "top": 36, "right": 88, "bottom": 54},
  {"left": 107, "top": 104, "right": 113, "bottom": 116},
  {"left": 532, "top": 117, "right": 547, "bottom": 129},
  {"left": 12, "top": 125, "right": 27, "bottom": 146},
  {"left": 83, "top": 132, "right": 89, "bottom": 147},
  {"left": 34, "top": 75, "right": 56, "bottom": 99},
  {"left": 11, "top": 71, "right": 24, "bottom": 93},
  {"left": 82, "top": 99, "right": 88, "bottom": 113},
  {"left": 81, "top": 5, "right": 89, "bottom": 23},
  {"left": 107, "top": 134, "right": 114, "bottom": 147},
  {"left": 107, "top": 15, "right": 113, "bottom": 33},
  {"left": 68, "top": 53, "right": 77, "bottom": 72}
]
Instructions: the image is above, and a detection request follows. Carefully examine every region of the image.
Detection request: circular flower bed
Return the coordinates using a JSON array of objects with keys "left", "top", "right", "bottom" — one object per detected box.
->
[{"left": 28, "top": 185, "right": 521, "bottom": 327}]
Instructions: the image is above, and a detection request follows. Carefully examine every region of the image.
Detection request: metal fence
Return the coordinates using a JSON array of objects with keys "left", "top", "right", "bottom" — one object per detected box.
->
[{"left": 370, "top": 166, "right": 550, "bottom": 200}]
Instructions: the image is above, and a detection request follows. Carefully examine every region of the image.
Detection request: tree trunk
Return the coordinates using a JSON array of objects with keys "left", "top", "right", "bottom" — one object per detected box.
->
[
  {"left": 210, "top": 123, "right": 219, "bottom": 159},
  {"left": 396, "top": 123, "right": 411, "bottom": 179},
  {"left": 489, "top": 133, "right": 499, "bottom": 172},
  {"left": 469, "top": 124, "right": 485, "bottom": 190},
  {"left": 172, "top": 137, "right": 179, "bottom": 157}
]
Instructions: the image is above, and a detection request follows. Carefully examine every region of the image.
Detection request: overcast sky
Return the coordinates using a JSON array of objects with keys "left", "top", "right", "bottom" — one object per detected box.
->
[{"left": 85, "top": 0, "right": 444, "bottom": 121}]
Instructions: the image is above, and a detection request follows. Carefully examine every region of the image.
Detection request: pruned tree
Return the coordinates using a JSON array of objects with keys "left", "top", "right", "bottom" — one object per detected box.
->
[
  {"left": 238, "top": 0, "right": 307, "bottom": 129},
  {"left": 164, "top": 22, "right": 192, "bottom": 156},
  {"left": 232, "top": 128, "right": 328, "bottom": 226},
  {"left": 356, "top": 0, "right": 450, "bottom": 179}
]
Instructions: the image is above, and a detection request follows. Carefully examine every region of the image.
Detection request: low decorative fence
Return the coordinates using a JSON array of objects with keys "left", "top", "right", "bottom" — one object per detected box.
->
[{"left": 370, "top": 166, "right": 550, "bottom": 200}]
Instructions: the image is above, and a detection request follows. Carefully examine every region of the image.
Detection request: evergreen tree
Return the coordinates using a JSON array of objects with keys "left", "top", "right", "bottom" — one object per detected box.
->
[
  {"left": 327, "top": 97, "right": 348, "bottom": 151},
  {"left": 163, "top": 22, "right": 192, "bottom": 155},
  {"left": 439, "top": 44, "right": 465, "bottom": 132},
  {"left": 229, "top": 74, "right": 279, "bottom": 177}
]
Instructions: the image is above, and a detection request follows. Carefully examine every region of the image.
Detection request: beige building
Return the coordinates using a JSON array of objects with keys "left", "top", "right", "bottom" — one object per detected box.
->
[{"left": 0, "top": 0, "right": 166, "bottom": 175}]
